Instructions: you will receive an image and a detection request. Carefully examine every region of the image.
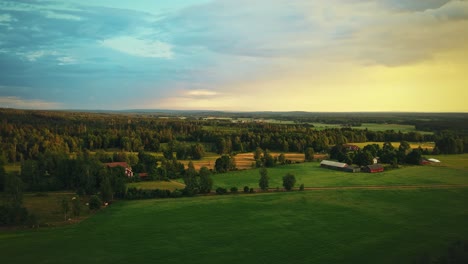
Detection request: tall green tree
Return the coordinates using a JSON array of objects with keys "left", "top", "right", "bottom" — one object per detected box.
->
[
  {"left": 0, "top": 155, "right": 7, "bottom": 191},
  {"left": 304, "top": 147, "right": 315, "bottom": 162},
  {"left": 258, "top": 167, "right": 269, "bottom": 191},
  {"left": 183, "top": 161, "right": 199, "bottom": 195},
  {"left": 4, "top": 174, "right": 24, "bottom": 208},
  {"left": 100, "top": 173, "right": 113, "bottom": 202},
  {"left": 198, "top": 166, "right": 213, "bottom": 194}
]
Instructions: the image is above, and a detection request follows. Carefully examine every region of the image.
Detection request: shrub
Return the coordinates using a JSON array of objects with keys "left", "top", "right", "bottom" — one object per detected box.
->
[
  {"left": 216, "top": 187, "right": 228, "bottom": 195},
  {"left": 171, "top": 190, "right": 183, "bottom": 198},
  {"left": 249, "top": 188, "right": 255, "bottom": 193},
  {"left": 283, "top": 173, "right": 296, "bottom": 191},
  {"left": 230, "top": 187, "right": 238, "bottom": 193},
  {"left": 299, "top": 184, "right": 305, "bottom": 191},
  {"left": 243, "top": 186, "right": 249, "bottom": 193},
  {"left": 89, "top": 195, "right": 102, "bottom": 210},
  {"left": 71, "top": 196, "right": 81, "bottom": 217},
  {"left": 0, "top": 205, "right": 35, "bottom": 227}
]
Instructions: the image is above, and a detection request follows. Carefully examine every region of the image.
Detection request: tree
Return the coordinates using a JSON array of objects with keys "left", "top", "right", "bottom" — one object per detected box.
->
[
  {"left": 4, "top": 174, "right": 24, "bottom": 208},
  {"left": 258, "top": 167, "right": 269, "bottom": 191},
  {"left": 198, "top": 166, "right": 213, "bottom": 194},
  {"left": 353, "top": 150, "right": 374, "bottom": 166},
  {"left": 191, "top": 143, "right": 205, "bottom": 160},
  {"left": 183, "top": 161, "right": 199, "bottom": 195},
  {"left": 214, "top": 155, "right": 236, "bottom": 173},
  {"left": 253, "top": 147, "right": 263, "bottom": 160},
  {"left": 71, "top": 196, "right": 81, "bottom": 218},
  {"left": 100, "top": 175, "right": 113, "bottom": 202},
  {"left": 60, "top": 198, "right": 70, "bottom": 221},
  {"left": 89, "top": 195, "right": 102, "bottom": 210},
  {"left": 282, "top": 173, "right": 296, "bottom": 191},
  {"left": 0, "top": 155, "right": 6, "bottom": 191},
  {"left": 215, "top": 187, "right": 228, "bottom": 195},
  {"left": 278, "top": 153, "right": 286, "bottom": 165},
  {"left": 299, "top": 183, "right": 305, "bottom": 191},
  {"left": 304, "top": 147, "right": 315, "bottom": 162},
  {"left": 363, "top": 144, "right": 380, "bottom": 157},
  {"left": 262, "top": 150, "right": 276, "bottom": 167},
  {"left": 406, "top": 149, "right": 422, "bottom": 165}
]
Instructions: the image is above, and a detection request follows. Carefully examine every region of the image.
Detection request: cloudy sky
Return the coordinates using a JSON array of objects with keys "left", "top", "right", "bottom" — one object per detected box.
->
[{"left": 0, "top": 0, "right": 467, "bottom": 112}]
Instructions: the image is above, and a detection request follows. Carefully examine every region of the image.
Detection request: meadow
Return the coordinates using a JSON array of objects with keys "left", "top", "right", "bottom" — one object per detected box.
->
[
  {"left": 1, "top": 188, "right": 468, "bottom": 263},
  {"left": 207, "top": 154, "right": 468, "bottom": 190},
  {"left": 310, "top": 122, "right": 432, "bottom": 134}
]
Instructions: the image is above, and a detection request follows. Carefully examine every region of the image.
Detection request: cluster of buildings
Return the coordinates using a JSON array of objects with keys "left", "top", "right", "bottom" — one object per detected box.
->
[
  {"left": 320, "top": 160, "right": 384, "bottom": 173},
  {"left": 103, "top": 162, "right": 149, "bottom": 180}
]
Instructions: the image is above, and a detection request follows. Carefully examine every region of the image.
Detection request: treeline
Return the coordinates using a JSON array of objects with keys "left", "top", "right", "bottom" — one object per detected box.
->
[
  {"left": 330, "top": 141, "right": 428, "bottom": 166},
  {"left": 1, "top": 109, "right": 448, "bottom": 164}
]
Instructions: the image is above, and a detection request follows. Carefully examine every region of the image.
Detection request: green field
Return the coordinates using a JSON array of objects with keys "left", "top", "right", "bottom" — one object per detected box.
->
[
  {"left": 1, "top": 189, "right": 468, "bottom": 263},
  {"left": 311, "top": 122, "right": 432, "bottom": 134},
  {"left": 351, "top": 141, "right": 435, "bottom": 150},
  {"left": 208, "top": 154, "right": 468, "bottom": 189},
  {"left": 127, "top": 180, "right": 185, "bottom": 191}
]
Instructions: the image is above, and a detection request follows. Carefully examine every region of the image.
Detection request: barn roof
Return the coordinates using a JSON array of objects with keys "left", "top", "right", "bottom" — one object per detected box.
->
[
  {"left": 321, "top": 160, "right": 348, "bottom": 168},
  {"left": 366, "top": 164, "right": 384, "bottom": 170}
]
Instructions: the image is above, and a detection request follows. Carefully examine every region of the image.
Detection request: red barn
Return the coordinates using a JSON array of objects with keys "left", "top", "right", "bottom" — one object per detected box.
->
[{"left": 363, "top": 164, "right": 384, "bottom": 173}]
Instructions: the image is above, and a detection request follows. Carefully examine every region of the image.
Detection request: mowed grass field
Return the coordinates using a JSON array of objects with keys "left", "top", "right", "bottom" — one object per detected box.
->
[
  {"left": 210, "top": 154, "right": 468, "bottom": 189},
  {"left": 1, "top": 188, "right": 468, "bottom": 264}
]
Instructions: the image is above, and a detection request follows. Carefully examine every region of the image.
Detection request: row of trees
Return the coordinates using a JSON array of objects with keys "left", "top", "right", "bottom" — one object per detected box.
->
[
  {"left": 4, "top": 109, "right": 459, "bottom": 165},
  {"left": 330, "top": 141, "right": 427, "bottom": 166}
]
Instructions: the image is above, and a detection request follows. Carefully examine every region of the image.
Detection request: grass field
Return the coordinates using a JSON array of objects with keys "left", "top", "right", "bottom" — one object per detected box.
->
[
  {"left": 210, "top": 154, "right": 468, "bottom": 189},
  {"left": 0, "top": 192, "right": 92, "bottom": 226},
  {"left": 1, "top": 188, "right": 468, "bottom": 264},
  {"left": 127, "top": 180, "right": 185, "bottom": 191},
  {"left": 4, "top": 164, "right": 21, "bottom": 174},
  {"left": 351, "top": 141, "right": 435, "bottom": 150},
  {"left": 311, "top": 122, "right": 431, "bottom": 134}
]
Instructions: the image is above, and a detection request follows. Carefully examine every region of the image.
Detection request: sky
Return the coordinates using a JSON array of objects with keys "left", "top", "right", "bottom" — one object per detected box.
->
[{"left": 0, "top": 0, "right": 467, "bottom": 112}]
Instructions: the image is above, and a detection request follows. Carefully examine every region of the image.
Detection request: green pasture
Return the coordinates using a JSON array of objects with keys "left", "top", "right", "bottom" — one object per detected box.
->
[
  {"left": 127, "top": 180, "right": 185, "bottom": 191},
  {"left": 351, "top": 141, "right": 435, "bottom": 149},
  {"left": 210, "top": 154, "right": 468, "bottom": 189},
  {"left": 1, "top": 189, "right": 468, "bottom": 263},
  {"left": 311, "top": 122, "right": 431, "bottom": 134},
  {"left": 0, "top": 192, "right": 92, "bottom": 226}
]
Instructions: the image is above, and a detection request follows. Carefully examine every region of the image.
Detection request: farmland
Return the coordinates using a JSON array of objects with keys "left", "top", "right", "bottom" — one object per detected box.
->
[
  {"left": 1, "top": 188, "right": 468, "bottom": 264},
  {"left": 207, "top": 154, "right": 468, "bottom": 189},
  {"left": 1, "top": 109, "right": 467, "bottom": 263}
]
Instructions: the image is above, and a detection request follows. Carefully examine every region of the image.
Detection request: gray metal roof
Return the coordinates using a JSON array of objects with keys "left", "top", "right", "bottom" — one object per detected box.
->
[{"left": 320, "top": 160, "right": 348, "bottom": 168}]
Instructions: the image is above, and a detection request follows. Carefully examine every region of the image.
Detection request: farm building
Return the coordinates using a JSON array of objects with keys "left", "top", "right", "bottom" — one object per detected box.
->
[
  {"left": 363, "top": 164, "right": 384, "bottom": 173},
  {"left": 137, "top": 173, "right": 149, "bottom": 180},
  {"left": 344, "top": 166, "right": 361, "bottom": 173},
  {"left": 103, "top": 162, "right": 134, "bottom": 177},
  {"left": 421, "top": 159, "right": 431, "bottom": 165},
  {"left": 428, "top": 158, "right": 441, "bottom": 163},
  {"left": 320, "top": 160, "right": 359, "bottom": 172}
]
